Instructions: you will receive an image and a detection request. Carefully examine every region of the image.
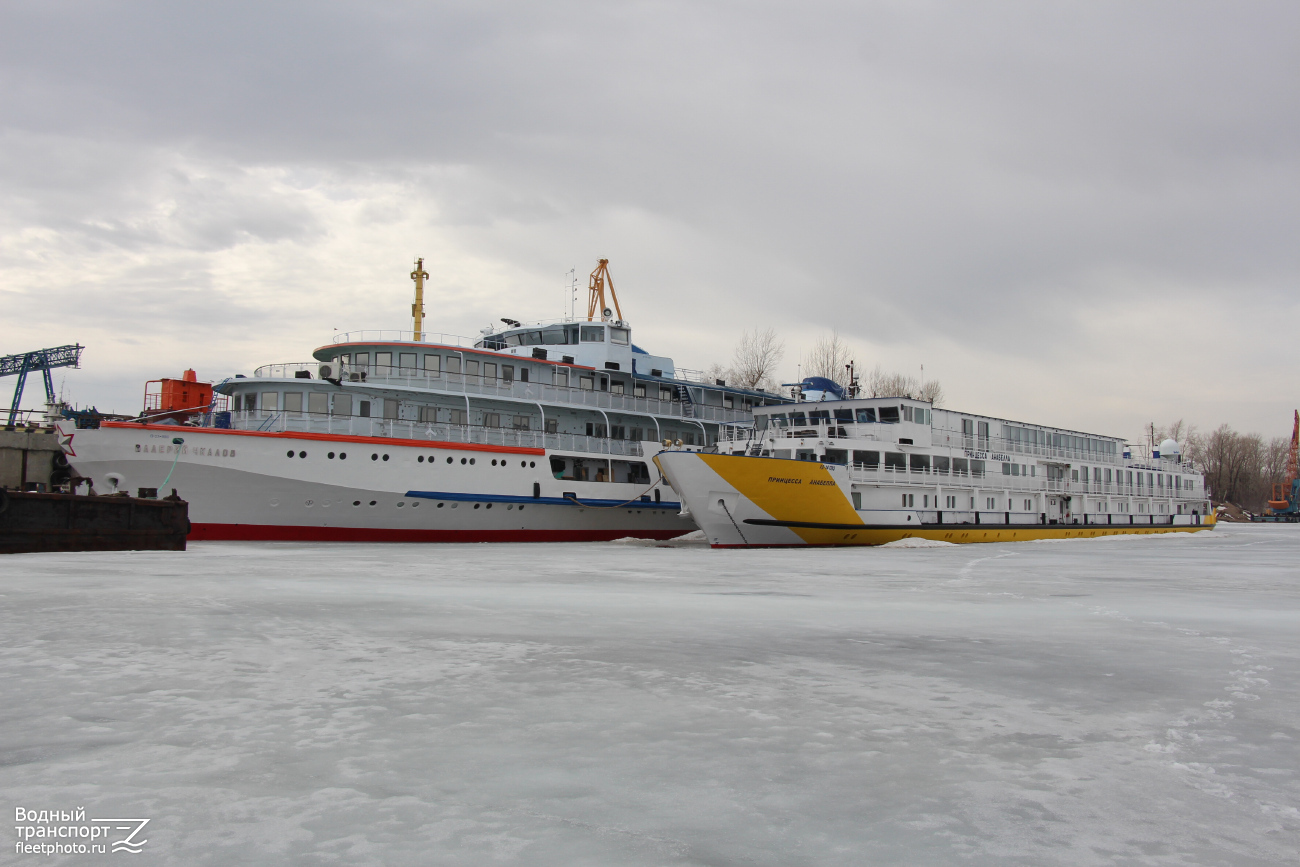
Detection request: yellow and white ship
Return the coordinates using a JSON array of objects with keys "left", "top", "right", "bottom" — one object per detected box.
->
[{"left": 654, "top": 385, "right": 1213, "bottom": 547}]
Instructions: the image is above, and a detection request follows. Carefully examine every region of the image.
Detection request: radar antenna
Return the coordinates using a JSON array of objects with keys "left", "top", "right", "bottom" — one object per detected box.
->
[
  {"left": 586, "top": 259, "right": 623, "bottom": 322},
  {"left": 410, "top": 257, "right": 429, "bottom": 341}
]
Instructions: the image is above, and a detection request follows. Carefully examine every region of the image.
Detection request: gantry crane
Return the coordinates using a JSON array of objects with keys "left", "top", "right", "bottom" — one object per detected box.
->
[{"left": 1, "top": 344, "right": 84, "bottom": 426}]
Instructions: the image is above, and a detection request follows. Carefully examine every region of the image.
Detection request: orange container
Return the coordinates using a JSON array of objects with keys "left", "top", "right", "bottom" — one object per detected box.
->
[{"left": 145, "top": 369, "right": 213, "bottom": 416}]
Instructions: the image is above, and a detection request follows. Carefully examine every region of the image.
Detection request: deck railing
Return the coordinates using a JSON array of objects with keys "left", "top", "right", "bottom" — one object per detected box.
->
[
  {"left": 202, "top": 411, "right": 645, "bottom": 456},
  {"left": 725, "top": 420, "right": 1196, "bottom": 471}
]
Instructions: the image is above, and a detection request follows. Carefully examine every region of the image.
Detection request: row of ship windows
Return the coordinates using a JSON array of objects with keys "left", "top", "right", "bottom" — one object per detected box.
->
[
  {"left": 285, "top": 450, "right": 538, "bottom": 469},
  {"left": 759, "top": 412, "right": 1117, "bottom": 456},
  {"left": 760, "top": 406, "right": 930, "bottom": 427},
  {"left": 894, "top": 494, "right": 1181, "bottom": 513},
  {"left": 240, "top": 392, "right": 706, "bottom": 440},
  {"left": 329, "top": 499, "right": 529, "bottom": 511},
  {"left": 778, "top": 449, "right": 1197, "bottom": 491}
]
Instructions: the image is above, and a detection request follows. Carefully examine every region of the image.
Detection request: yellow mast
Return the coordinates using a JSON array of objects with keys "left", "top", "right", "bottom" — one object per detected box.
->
[
  {"left": 410, "top": 257, "right": 429, "bottom": 341},
  {"left": 586, "top": 258, "right": 623, "bottom": 322}
]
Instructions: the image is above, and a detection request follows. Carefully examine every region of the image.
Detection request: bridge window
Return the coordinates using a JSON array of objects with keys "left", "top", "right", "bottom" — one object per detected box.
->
[
  {"left": 424, "top": 354, "right": 441, "bottom": 374},
  {"left": 580, "top": 326, "right": 605, "bottom": 342},
  {"left": 376, "top": 352, "right": 392, "bottom": 369},
  {"left": 879, "top": 406, "right": 900, "bottom": 423},
  {"left": 261, "top": 392, "right": 278, "bottom": 411},
  {"left": 399, "top": 353, "right": 416, "bottom": 370},
  {"left": 856, "top": 408, "right": 877, "bottom": 423},
  {"left": 283, "top": 392, "right": 303, "bottom": 413},
  {"left": 610, "top": 327, "right": 629, "bottom": 345}
]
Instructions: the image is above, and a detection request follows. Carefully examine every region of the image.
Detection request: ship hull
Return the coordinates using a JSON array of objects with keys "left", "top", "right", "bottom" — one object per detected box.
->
[
  {"left": 66, "top": 423, "right": 691, "bottom": 543},
  {"left": 656, "top": 451, "right": 1214, "bottom": 548}
]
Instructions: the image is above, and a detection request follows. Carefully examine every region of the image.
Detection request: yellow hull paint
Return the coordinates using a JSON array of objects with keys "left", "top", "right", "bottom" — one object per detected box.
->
[{"left": 711, "top": 522, "right": 1215, "bottom": 548}]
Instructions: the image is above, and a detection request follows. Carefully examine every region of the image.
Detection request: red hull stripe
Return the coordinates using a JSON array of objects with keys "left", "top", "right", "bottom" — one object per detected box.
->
[
  {"left": 189, "top": 523, "right": 683, "bottom": 543},
  {"left": 101, "top": 421, "right": 545, "bottom": 455}
]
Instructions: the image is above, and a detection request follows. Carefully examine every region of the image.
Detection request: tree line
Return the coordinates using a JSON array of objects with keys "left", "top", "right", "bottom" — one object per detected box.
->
[{"left": 1159, "top": 420, "right": 1293, "bottom": 513}]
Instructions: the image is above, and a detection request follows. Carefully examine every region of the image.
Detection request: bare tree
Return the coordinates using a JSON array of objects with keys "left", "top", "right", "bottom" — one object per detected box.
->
[
  {"left": 805, "top": 331, "right": 853, "bottom": 383},
  {"left": 703, "top": 361, "right": 730, "bottom": 384},
  {"left": 864, "top": 364, "right": 946, "bottom": 407},
  {"left": 730, "top": 327, "right": 785, "bottom": 391}
]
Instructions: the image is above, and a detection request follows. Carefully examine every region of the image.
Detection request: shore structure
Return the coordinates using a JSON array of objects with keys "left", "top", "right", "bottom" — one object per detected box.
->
[
  {"left": 64, "top": 260, "right": 790, "bottom": 542},
  {"left": 655, "top": 390, "right": 1214, "bottom": 548}
]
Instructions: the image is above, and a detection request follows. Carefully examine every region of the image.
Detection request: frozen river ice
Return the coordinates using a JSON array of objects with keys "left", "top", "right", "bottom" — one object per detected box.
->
[{"left": 2, "top": 524, "right": 1298, "bottom": 865}]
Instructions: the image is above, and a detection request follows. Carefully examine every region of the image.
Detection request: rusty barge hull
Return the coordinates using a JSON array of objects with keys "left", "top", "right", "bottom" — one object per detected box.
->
[{"left": 0, "top": 490, "right": 188, "bottom": 554}]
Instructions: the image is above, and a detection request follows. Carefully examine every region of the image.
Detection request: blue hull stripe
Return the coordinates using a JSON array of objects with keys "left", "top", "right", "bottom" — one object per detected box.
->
[{"left": 405, "top": 490, "right": 681, "bottom": 509}]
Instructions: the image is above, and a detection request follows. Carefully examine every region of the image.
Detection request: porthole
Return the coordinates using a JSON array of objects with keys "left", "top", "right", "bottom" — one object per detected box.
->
[
  {"left": 519, "top": 505, "right": 525, "bottom": 511},
  {"left": 460, "top": 458, "right": 467, "bottom": 465},
  {"left": 469, "top": 458, "right": 476, "bottom": 465},
  {"left": 371, "top": 454, "right": 379, "bottom": 461},
  {"left": 437, "top": 502, "right": 444, "bottom": 508},
  {"left": 328, "top": 452, "right": 336, "bottom": 459},
  {"left": 447, "top": 457, "right": 453, "bottom": 464},
  {"left": 473, "top": 503, "right": 481, "bottom": 509},
  {"left": 418, "top": 455, "right": 425, "bottom": 463},
  {"left": 286, "top": 450, "right": 294, "bottom": 458},
  {"left": 382, "top": 454, "right": 389, "bottom": 461},
  {"left": 397, "top": 502, "right": 405, "bottom": 508},
  {"left": 412, "top": 502, "right": 419, "bottom": 508},
  {"left": 339, "top": 452, "right": 347, "bottom": 460},
  {"left": 368, "top": 500, "right": 377, "bottom": 506},
  {"left": 491, "top": 459, "right": 498, "bottom": 466},
  {"left": 299, "top": 451, "right": 307, "bottom": 458},
  {"left": 485, "top": 503, "right": 492, "bottom": 509},
  {"left": 529, "top": 461, "right": 535, "bottom": 468},
  {"left": 521, "top": 460, "right": 526, "bottom": 467},
  {"left": 352, "top": 500, "right": 361, "bottom": 506},
  {"left": 451, "top": 503, "right": 458, "bottom": 509}
]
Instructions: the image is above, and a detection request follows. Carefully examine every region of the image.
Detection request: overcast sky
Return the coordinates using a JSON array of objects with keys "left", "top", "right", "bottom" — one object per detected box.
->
[{"left": 2, "top": 1, "right": 1297, "bottom": 443}]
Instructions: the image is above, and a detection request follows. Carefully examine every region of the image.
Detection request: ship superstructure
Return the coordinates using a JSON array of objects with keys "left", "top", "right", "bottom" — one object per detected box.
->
[
  {"left": 64, "top": 260, "right": 790, "bottom": 542},
  {"left": 655, "top": 391, "right": 1213, "bottom": 547}
]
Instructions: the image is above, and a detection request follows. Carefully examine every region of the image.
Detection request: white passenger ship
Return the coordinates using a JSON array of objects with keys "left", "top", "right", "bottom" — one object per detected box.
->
[
  {"left": 654, "top": 386, "right": 1214, "bottom": 547},
  {"left": 64, "top": 260, "right": 788, "bottom": 542}
]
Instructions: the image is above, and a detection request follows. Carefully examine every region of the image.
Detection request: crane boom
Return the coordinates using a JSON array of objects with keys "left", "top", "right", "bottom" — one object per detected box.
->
[{"left": 586, "top": 259, "right": 623, "bottom": 322}]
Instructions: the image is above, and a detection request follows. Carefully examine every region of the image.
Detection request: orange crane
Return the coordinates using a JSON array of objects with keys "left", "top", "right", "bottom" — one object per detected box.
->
[
  {"left": 586, "top": 259, "right": 623, "bottom": 323},
  {"left": 1264, "top": 410, "right": 1299, "bottom": 520}
]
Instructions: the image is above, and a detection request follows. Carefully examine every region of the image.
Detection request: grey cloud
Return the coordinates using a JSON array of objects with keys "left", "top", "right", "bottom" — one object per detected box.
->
[{"left": 1, "top": 1, "right": 1297, "bottom": 431}]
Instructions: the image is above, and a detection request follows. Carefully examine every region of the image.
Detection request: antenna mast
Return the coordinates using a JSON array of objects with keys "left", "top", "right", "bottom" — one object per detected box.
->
[
  {"left": 410, "top": 257, "right": 429, "bottom": 341},
  {"left": 587, "top": 259, "right": 623, "bottom": 322}
]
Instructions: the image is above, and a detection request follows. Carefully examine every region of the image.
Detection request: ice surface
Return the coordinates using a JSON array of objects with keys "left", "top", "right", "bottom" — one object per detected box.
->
[{"left": 2, "top": 524, "right": 1298, "bottom": 865}]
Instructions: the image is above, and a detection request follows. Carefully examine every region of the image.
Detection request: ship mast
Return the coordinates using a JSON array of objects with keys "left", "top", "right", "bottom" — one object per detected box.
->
[
  {"left": 410, "top": 257, "right": 429, "bottom": 341},
  {"left": 586, "top": 258, "right": 623, "bottom": 322}
]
